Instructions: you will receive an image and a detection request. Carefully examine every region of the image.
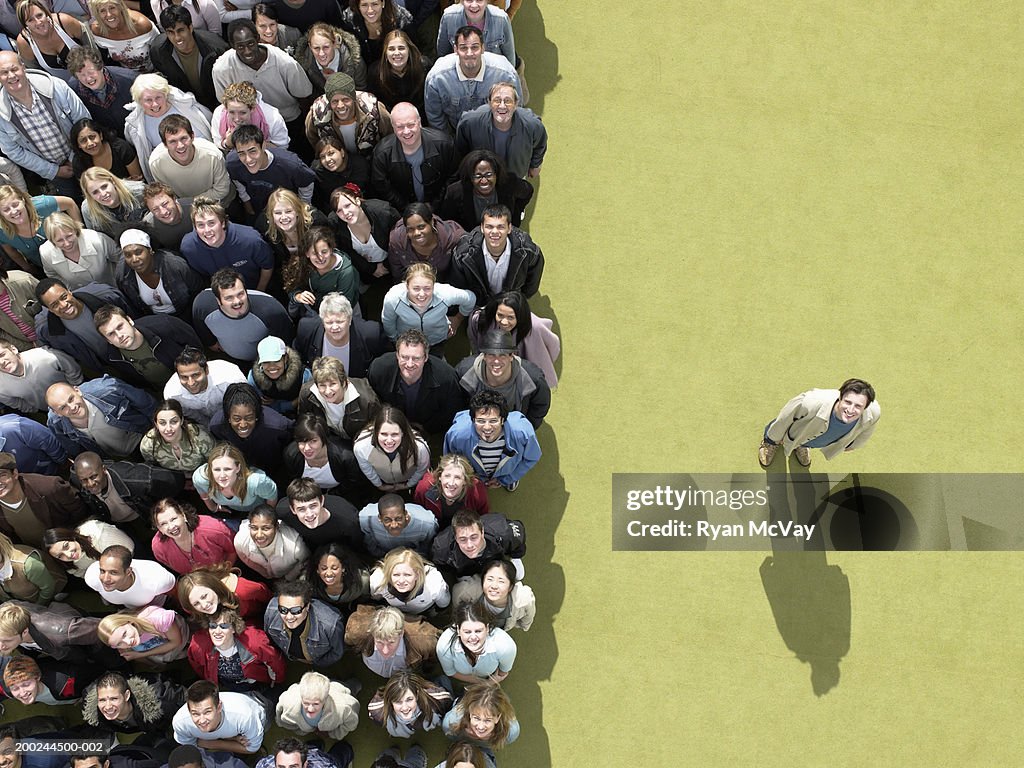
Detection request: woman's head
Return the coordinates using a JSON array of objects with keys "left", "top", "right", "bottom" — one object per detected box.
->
[
  {"left": 130, "top": 73, "right": 171, "bottom": 114},
  {"left": 479, "top": 291, "right": 530, "bottom": 344},
  {"left": 302, "top": 224, "right": 336, "bottom": 272},
  {"left": 221, "top": 79, "right": 258, "bottom": 113},
  {"left": 442, "top": 742, "right": 489, "bottom": 768},
  {"left": 88, "top": 0, "right": 136, "bottom": 35},
  {"left": 297, "top": 671, "right": 330, "bottom": 718},
  {"left": 403, "top": 262, "right": 436, "bottom": 308},
  {"left": 306, "top": 22, "right": 338, "bottom": 67},
  {"left": 266, "top": 188, "right": 311, "bottom": 242},
  {"left": 220, "top": 382, "right": 263, "bottom": 441},
  {"left": 454, "top": 681, "right": 516, "bottom": 746},
  {"left": 81, "top": 167, "right": 137, "bottom": 224},
  {"left": 70, "top": 117, "right": 113, "bottom": 164},
  {"left": 480, "top": 558, "right": 516, "bottom": 604},
  {"left": 43, "top": 527, "right": 99, "bottom": 566},
  {"left": 459, "top": 149, "right": 508, "bottom": 198},
  {"left": 204, "top": 442, "right": 250, "bottom": 499},
  {"left": 350, "top": 0, "right": 395, "bottom": 29},
  {"left": 16, "top": 0, "right": 52, "bottom": 33},
  {"left": 251, "top": 2, "right": 279, "bottom": 43},
  {"left": 42, "top": 212, "right": 82, "bottom": 255},
  {"left": 368, "top": 405, "right": 417, "bottom": 464},
  {"left": 150, "top": 498, "right": 199, "bottom": 540},
  {"left": 433, "top": 453, "right": 475, "bottom": 502},
  {"left": 0, "top": 185, "right": 38, "bottom": 236},
  {"left": 206, "top": 606, "right": 244, "bottom": 647},
  {"left": 309, "top": 542, "right": 359, "bottom": 596},
  {"left": 152, "top": 398, "right": 189, "bottom": 444},
  {"left": 366, "top": 605, "right": 404, "bottom": 657},
  {"left": 380, "top": 547, "right": 425, "bottom": 594},
  {"left": 451, "top": 601, "right": 492, "bottom": 654},
  {"left": 310, "top": 356, "right": 348, "bottom": 404},
  {"left": 380, "top": 29, "right": 419, "bottom": 73},
  {"left": 97, "top": 610, "right": 159, "bottom": 649},
  {"left": 382, "top": 670, "right": 436, "bottom": 727},
  {"left": 293, "top": 413, "right": 329, "bottom": 461},
  {"left": 330, "top": 183, "right": 363, "bottom": 223},
  {"left": 177, "top": 565, "right": 239, "bottom": 617},
  {"left": 246, "top": 504, "right": 278, "bottom": 549}
]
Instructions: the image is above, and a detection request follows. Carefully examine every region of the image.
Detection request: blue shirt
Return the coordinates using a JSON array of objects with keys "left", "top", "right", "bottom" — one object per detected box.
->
[
  {"left": 181, "top": 223, "right": 274, "bottom": 289},
  {"left": 359, "top": 502, "right": 439, "bottom": 558},
  {"left": 803, "top": 407, "right": 859, "bottom": 448}
]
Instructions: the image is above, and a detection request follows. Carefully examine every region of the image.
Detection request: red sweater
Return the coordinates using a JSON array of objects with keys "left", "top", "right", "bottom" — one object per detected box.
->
[
  {"left": 151, "top": 515, "right": 237, "bottom": 575},
  {"left": 187, "top": 624, "right": 286, "bottom": 686}
]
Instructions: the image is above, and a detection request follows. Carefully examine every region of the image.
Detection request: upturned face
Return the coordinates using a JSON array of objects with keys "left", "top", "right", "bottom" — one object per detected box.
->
[
  {"left": 316, "top": 554, "right": 343, "bottom": 587},
  {"left": 176, "top": 362, "right": 208, "bottom": 394},
  {"left": 389, "top": 562, "right": 417, "bottom": 591},
  {"left": 228, "top": 403, "right": 257, "bottom": 439},
  {"left": 187, "top": 697, "right": 221, "bottom": 732},
  {"left": 377, "top": 420, "right": 403, "bottom": 452},
  {"left": 156, "top": 507, "right": 187, "bottom": 538},
  {"left": 457, "top": 619, "right": 488, "bottom": 653},
  {"left": 301, "top": 697, "right": 323, "bottom": 718},
  {"left": 165, "top": 22, "right": 195, "bottom": 55},
  {"left": 155, "top": 409, "right": 182, "bottom": 442},
  {"left": 406, "top": 275, "right": 434, "bottom": 308},
  {"left": 330, "top": 93, "right": 356, "bottom": 122},
  {"left": 193, "top": 211, "right": 226, "bottom": 248},
  {"left": 322, "top": 312, "right": 351, "bottom": 344},
  {"left": 8, "top": 678, "right": 41, "bottom": 705},
  {"left": 471, "top": 161, "right": 496, "bottom": 196},
  {"left": 292, "top": 497, "right": 325, "bottom": 528},
  {"left": 188, "top": 585, "right": 218, "bottom": 615},
  {"left": 297, "top": 435, "right": 325, "bottom": 461},
  {"left": 462, "top": 0, "right": 485, "bottom": 23},
  {"left": 225, "top": 99, "right": 252, "bottom": 127},
  {"left": 379, "top": 507, "right": 410, "bottom": 536},
  {"left": 23, "top": 7, "right": 51, "bottom": 37},
  {"left": 482, "top": 564, "right": 512, "bottom": 602},
  {"left": 276, "top": 595, "right": 309, "bottom": 630},
  {"left": 393, "top": 689, "right": 417, "bottom": 720},
  {"left": 439, "top": 464, "right": 467, "bottom": 500},
  {"left": 96, "top": 1, "right": 122, "bottom": 30},
  {"left": 231, "top": 28, "right": 262, "bottom": 67},
  {"left": 306, "top": 239, "right": 334, "bottom": 273},
  {"left": 48, "top": 538, "right": 83, "bottom": 563},
  {"left": 122, "top": 243, "right": 153, "bottom": 275},
  {"left": 0, "top": 345, "right": 23, "bottom": 376},
  {"left": 210, "top": 456, "right": 240, "bottom": 489},
  {"left": 396, "top": 342, "right": 426, "bottom": 384},
  {"left": 248, "top": 515, "right": 277, "bottom": 548},
  {"left": 99, "top": 314, "right": 140, "bottom": 350},
  {"left": 95, "top": 685, "right": 131, "bottom": 721},
  {"left": 489, "top": 85, "right": 517, "bottom": 127},
  {"left": 318, "top": 144, "right": 345, "bottom": 172},
  {"left": 146, "top": 192, "right": 180, "bottom": 224},
  {"left": 47, "top": 384, "right": 88, "bottom": 418},
  {"left": 309, "top": 32, "right": 335, "bottom": 66},
  {"left": 455, "top": 524, "right": 484, "bottom": 558},
  {"left": 455, "top": 34, "right": 483, "bottom": 76},
  {"left": 494, "top": 302, "right": 517, "bottom": 333},
  {"left": 76, "top": 127, "right": 105, "bottom": 157},
  {"left": 472, "top": 407, "right": 503, "bottom": 443},
  {"left": 0, "top": 54, "right": 27, "bottom": 97},
  {"left": 74, "top": 61, "right": 104, "bottom": 90},
  {"left": 0, "top": 196, "right": 27, "bottom": 227},
  {"left": 215, "top": 280, "right": 250, "bottom": 318},
  {"left": 358, "top": 0, "right": 382, "bottom": 23},
  {"left": 97, "top": 556, "right": 131, "bottom": 591},
  {"left": 271, "top": 201, "right": 297, "bottom": 232},
  {"left": 254, "top": 12, "right": 277, "bottom": 43},
  {"left": 469, "top": 707, "right": 499, "bottom": 740},
  {"left": 385, "top": 37, "right": 408, "bottom": 70},
  {"left": 139, "top": 89, "right": 169, "bottom": 118}
]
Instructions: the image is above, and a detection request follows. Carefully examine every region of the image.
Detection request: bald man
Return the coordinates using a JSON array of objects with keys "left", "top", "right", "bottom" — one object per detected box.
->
[
  {"left": 71, "top": 451, "right": 183, "bottom": 524},
  {"left": 45, "top": 377, "right": 155, "bottom": 459},
  {"left": 370, "top": 101, "right": 456, "bottom": 210},
  {"left": 0, "top": 451, "right": 85, "bottom": 549}
]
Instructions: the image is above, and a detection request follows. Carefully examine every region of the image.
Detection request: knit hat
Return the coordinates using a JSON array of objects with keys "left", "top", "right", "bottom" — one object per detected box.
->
[
  {"left": 119, "top": 229, "right": 151, "bottom": 249},
  {"left": 324, "top": 72, "right": 356, "bottom": 101},
  {"left": 3, "top": 655, "right": 41, "bottom": 687},
  {"left": 478, "top": 329, "right": 516, "bottom": 355}
]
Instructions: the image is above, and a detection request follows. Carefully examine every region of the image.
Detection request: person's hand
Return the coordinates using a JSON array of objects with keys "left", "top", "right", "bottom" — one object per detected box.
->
[
  {"left": 223, "top": 0, "right": 237, "bottom": 9},
  {"left": 528, "top": 166, "right": 541, "bottom": 178},
  {"left": 489, "top": 670, "right": 509, "bottom": 683},
  {"left": 119, "top": 650, "right": 142, "bottom": 661},
  {"left": 260, "top": 395, "right": 274, "bottom": 405},
  {"left": 235, "top": 735, "right": 250, "bottom": 749},
  {"left": 373, "top": 263, "right": 389, "bottom": 279},
  {"left": 295, "top": 290, "right": 316, "bottom": 305},
  {"left": 56, "top": 164, "right": 74, "bottom": 179},
  {"left": 485, "top": 479, "right": 502, "bottom": 488}
]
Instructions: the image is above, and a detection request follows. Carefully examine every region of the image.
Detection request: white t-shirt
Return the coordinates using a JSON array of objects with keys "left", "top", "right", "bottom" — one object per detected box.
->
[{"left": 84, "top": 558, "right": 177, "bottom": 608}]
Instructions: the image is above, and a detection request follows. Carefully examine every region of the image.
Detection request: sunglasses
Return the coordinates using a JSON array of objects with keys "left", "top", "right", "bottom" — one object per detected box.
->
[
  {"left": 207, "top": 622, "right": 233, "bottom": 630},
  {"left": 277, "top": 604, "right": 307, "bottom": 615}
]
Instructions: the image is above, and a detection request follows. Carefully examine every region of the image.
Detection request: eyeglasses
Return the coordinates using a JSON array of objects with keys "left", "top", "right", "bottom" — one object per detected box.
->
[
  {"left": 471, "top": 172, "right": 495, "bottom": 181},
  {"left": 207, "top": 622, "right": 232, "bottom": 630},
  {"left": 277, "top": 604, "right": 307, "bottom": 615}
]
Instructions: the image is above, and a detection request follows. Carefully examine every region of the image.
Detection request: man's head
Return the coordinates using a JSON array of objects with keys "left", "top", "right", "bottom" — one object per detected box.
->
[
  {"left": 451, "top": 510, "right": 486, "bottom": 559},
  {"left": 119, "top": 228, "right": 154, "bottom": 275},
  {"left": 480, "top": 204, "right": 512, "bottom": 254},
  {"left": 96, "top": 544, "right": 133, "bottom": 591},
  {"left": 834, "top": 378, "right": 876, "bottom": 423},
  {"left": 0, "top": 52, "right": 28, "bottom": 98},
  {"left": 185, "top": 680, "right": 222, "bottom": 732},
  {"left": 159, "top": 114, "right": 195, "bottom": 164},
  {"left": 92, "top": 672, "right": 132, "bottom": 722},
  {"left": 488, "top": 81, "right": 518, "bottom": 128},
  {"left": 45, "top": 382, "right": 87, "bottom": 421},
  {"left": 469, "top": 389, "right": 508, "bottom": 443},
  {"left": 0, "top": 602, "right": 30, "bottom": 653},
  {"left": 228, "top": 20, "right": 263, "bottom": 67},
  {"left": 324, "top": 72, "right": 357, "bottom": 123},
  {"left": 232, "top": 124, "right": 268, "bottom": 174},
  {"left": 395, "top": 329, "right": 429, "bottom": 385},
  {"left": 319, "top": 292, "right": 353, "bottom": 345},
  {"left": 2, "top": 656, "right": 42, "bottom": 705},
  {"left": 211, "top": 268, "right": 249, "bottom": 318},
  {"left": 0, "top": 726, "right": 20, "bottom": 768},
  {"left": 0, "top": 453, "right": 20, "bottom": 502},
  {"left": 478, "top": 329, "right": 516, "bottom": 382},
  {"left": 143, "top": 182, "right": 182, "bottom": 225},
  {"left": 174, "top": 346, "right": 210, "bottom": 395},
  {"left": 160, "top": 5, "right": 196, "bottom": 56},
  {"left": 0, "top": 342, "right": 22, "bottom": 377},
  {"left": 287, "top": 478, "right": 326, "bottom": 528},
  {"left": 74, "top": 451, "right": 109, "bottom": 495},
  {"left": 70, "top": 756, "right": 110, "bottom": 768},
  {"left": 67, "top": 47, "right": 106, "bottom": 91},
  {"left": 192, "top": 196, "right": 229, "bottom": 249},
  {"left": 36, "top": 277, "right": 83, "bottom": 321},
  {"left": 454, "top": 26, "right": 484, "bottom": 77},
  {"left": 390, "top": 102, "right": 422, "bottom": 152},
  {"left": 94, "top": 305, "right": 143, "bottom": 351},
  {"left": 273, "top": 738, "right": 309, "bottom": 768},
  {"left": 377, "top": 494, "right": 410, "bottom": 536},
  {"left": 274, "top": 580, "right": 313, "bottom": 631}
]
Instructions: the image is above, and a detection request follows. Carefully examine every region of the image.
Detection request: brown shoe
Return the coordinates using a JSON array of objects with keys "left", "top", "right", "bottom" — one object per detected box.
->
[
  {"left": 794, "top": 446, "right": 811, "bottom": 467},
  {"left": 758, "top": 440, "right": 778, "bottom": 468}
]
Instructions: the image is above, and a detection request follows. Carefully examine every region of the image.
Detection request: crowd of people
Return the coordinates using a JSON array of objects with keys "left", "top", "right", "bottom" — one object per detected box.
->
[{"left": 0, "top": 0, "right": 556, "bottom": 766}]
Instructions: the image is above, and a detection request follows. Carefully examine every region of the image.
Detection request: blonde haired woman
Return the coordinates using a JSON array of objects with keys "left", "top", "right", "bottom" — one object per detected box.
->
[
  {"left": 192, "top": 442, "right": 278, "bottom": 515},
  {"left": 97, "top": 605, "right": 189, "bottom": 664},
  {"left": 39, "top": 212, "right": 119, "bottom": 289},
  {"left": 212, "top": 81, "right": 289, "bottom": 151},
  {"left": 381, "top": 261, "right": 475, "bottom": 347},
  {"left": 0, "top": 531, "right": 66, "bottom": 605},
  {"left": 276, "top": 670, "right": 360, "bottom": 740},
  {"left": 79, "top": 167, "right": 147, "bottom": 240},
  {"left": 262, "top": 187, "right": 327, "bottom": 277},
  {"left": 124, "top": 72, "right": 214, "bottom": 176},
  {"left": 0, "top": 184, "right": 81, "bottom": 271},
  {"left": 88, "top": 0, "right": 157, "bottom": 72},
  {"left": 370, "top": 547, "right": 449, "bottom": 615}
]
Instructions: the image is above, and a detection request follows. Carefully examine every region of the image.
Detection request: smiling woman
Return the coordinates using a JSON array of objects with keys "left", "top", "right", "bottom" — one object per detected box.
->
[
  {"left": 149, "top": 498, "right": 237, "bottom": 575},
  {"left": 0, "top": 184, "right": 82, "bottom": 272},
  {"left": 79, "top": 168, "right": 147, "bottom": 241},
  {"left": 43, "top": 520, "right": 135, "bottom": 578},
  {"left": 88, "top": 0, "right": 157, "bottom": 72}
]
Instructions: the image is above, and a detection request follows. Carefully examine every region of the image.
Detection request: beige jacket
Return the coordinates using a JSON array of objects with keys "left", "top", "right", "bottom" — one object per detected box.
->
[
  {"left": 451, "top": 576, "right": 536, "bottom": 631},
  {"left": 766, "top": 388, "right": 881, "bottom": 460},
  {"left": 276, "top": 679, "right": 359, "bottom": 740},
  {"left": 0, "top": 270, "right": 41, "bottom": 350}
]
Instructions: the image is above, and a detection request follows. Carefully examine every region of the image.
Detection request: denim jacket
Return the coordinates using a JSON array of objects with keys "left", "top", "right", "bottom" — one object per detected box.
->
[
  {"left": 46, "top": 375, "right": 156, "bottom": 457},
  {"left": 424, "top": 53, "right": 521, "bottom": 133},
  {"left": 264, "top": 597, "right": 346, "bottom": 667}
]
